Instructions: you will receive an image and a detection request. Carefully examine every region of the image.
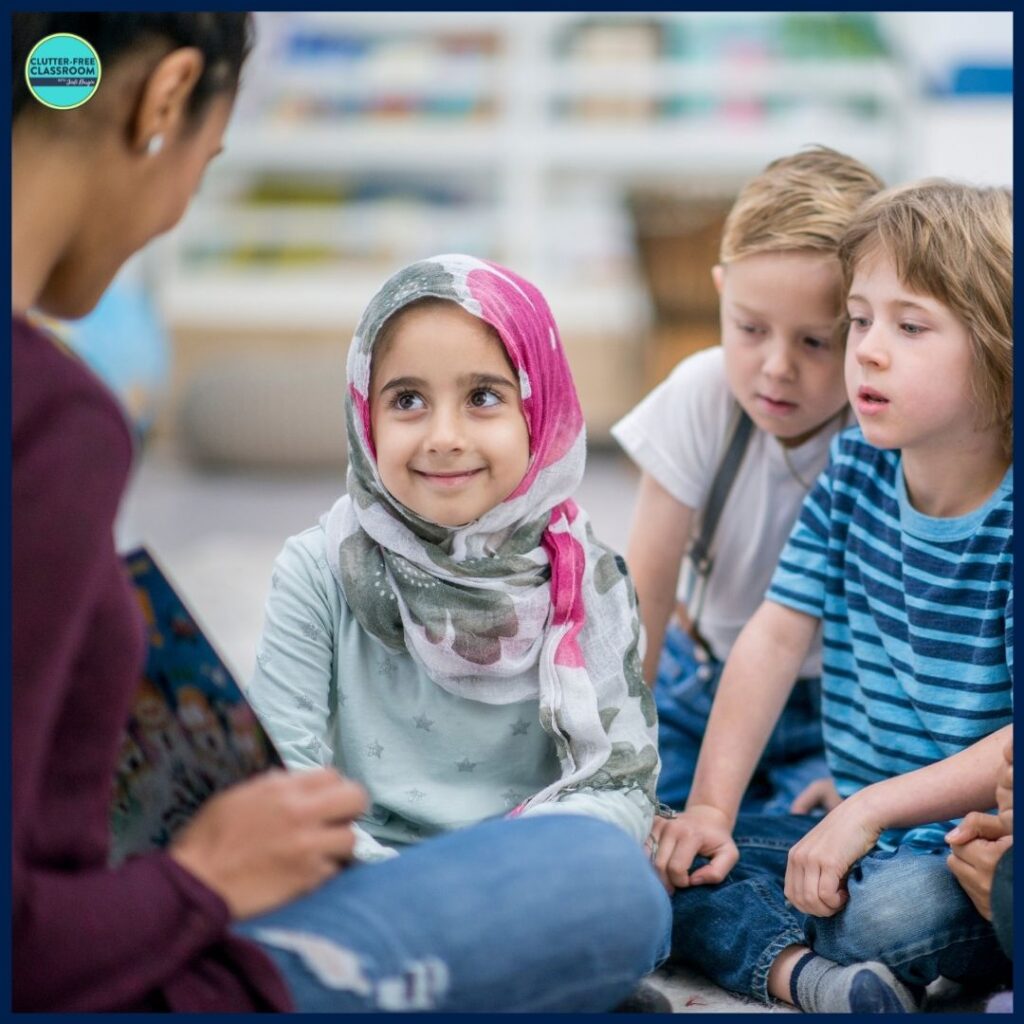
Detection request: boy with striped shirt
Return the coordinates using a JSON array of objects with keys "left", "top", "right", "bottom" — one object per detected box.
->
[{"left": 652, "top": 180, "right": 1013, "bottom": 1012}]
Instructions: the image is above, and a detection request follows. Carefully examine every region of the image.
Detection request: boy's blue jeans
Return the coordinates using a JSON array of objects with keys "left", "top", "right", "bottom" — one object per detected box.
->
[
  {"left": 668, "top": 813, "right": 1010, "bottom": 1004},
  {"left": 235, "top": 814, "right": 672, "bottom": 1012},
  {"left": 655, "top": 622, "right": 827, "bottom": 812}
]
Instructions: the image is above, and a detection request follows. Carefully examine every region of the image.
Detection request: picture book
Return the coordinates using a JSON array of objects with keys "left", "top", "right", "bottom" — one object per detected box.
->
[{"left": 110, "top": 547, "right": 282, "bottom": 864}]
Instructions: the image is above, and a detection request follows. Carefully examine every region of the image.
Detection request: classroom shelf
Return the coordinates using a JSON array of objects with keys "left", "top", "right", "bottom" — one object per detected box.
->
[{"left": 154, "top": 12, "right": 911, "bottom": 438}]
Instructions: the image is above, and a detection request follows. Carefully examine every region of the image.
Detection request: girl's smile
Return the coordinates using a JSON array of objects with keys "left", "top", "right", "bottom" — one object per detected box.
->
[{"left": 413, "top": 467, "right": 485, "bottom": 488}]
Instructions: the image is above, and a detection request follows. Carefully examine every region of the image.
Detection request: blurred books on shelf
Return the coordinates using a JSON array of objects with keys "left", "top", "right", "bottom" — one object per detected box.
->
[{"left": 153, "top": 12, "right": 913, "bottom": 455}]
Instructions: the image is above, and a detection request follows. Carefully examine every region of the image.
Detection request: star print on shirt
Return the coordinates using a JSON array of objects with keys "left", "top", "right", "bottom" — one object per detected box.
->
[
  {"left": 456, "top": 758, "right": 478, "bottom": 773},
  {"left": 367, "top": 740, "right": 384, "bottom": 759},
  {"left": 337, "top": 688, "right": 348, "bottom": 706},
  {"left": 413, "top": 714, "right": 434, "bottom": 731},
  {"left": 502, "top": 788, "right": 525, "bottom": 807},
  {"left": 294, "top": 692, "right": 315, "bottom": 712},
  {"left": 300, "top": 735, "right": 322, "bottom": 759},
  {"left": 510, "top": 718, "right": 531, "bottom": 736},
  {"left": 406, "top": 788, "right": 426, "bottom": 803},
  {"left": 378, "top": 659, "right": 397, "bottom": 677}
]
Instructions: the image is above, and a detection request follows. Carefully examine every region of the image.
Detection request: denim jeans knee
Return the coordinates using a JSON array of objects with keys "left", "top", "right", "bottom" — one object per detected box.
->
[
  {"left": 237, "top": 814, "right": 671, "bottom": 1013},
  {"left": 806, "top": 844, "right": 1010, "bottom": 989}
]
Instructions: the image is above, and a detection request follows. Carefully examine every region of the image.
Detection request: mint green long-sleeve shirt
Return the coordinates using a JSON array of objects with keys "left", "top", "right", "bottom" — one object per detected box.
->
[{"left": 248, "top": 527, "right": 651, "bottom": 861}]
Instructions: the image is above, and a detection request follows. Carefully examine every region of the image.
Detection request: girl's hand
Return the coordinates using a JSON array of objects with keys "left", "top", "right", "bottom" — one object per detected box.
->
[
  {"left": 945, "top": 811, "right": 1012, "bottom": 921},
  {"left": 784, "top": 795, "right": 883, "bottom": 917},
  {"left": 789, "top": 777, "right": 843, "bottom": 815},
  {"left": 170, "top": 768, "right": 368, "bottom": 920},
  {"left": 649, "top": 805, "right": 738, "bottom": 893}
]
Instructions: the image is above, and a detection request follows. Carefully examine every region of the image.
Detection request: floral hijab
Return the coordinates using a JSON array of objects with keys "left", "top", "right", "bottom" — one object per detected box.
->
[{"left": 323, "top": 254, "right": 657, "bottom": 823}]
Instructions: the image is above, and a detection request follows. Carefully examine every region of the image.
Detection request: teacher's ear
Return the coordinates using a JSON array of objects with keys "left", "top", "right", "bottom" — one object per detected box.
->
[{"left": 130, "top": 47, "right": 205, "bottom": 155}]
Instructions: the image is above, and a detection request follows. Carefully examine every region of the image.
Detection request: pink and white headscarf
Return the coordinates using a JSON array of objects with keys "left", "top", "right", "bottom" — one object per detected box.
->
[{"left": 323, "top": 254, "right": 658, "bottom": 821}]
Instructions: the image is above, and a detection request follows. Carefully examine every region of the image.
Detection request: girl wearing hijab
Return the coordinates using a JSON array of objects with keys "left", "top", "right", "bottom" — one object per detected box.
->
[{"left": 249, "top": 253, "right": 662, "bottom": 857}]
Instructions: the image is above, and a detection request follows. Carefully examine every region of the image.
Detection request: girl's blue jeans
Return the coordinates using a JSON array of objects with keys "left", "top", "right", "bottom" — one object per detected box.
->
[
  {"left": 655, "top": 622, "right": 827, "bottom": 812},
  {"left": 234, "top": 814, "right": 672, "bottom": 1012},
  {"left": 668, "top": 813, "right": 1010, "bottom": 1004}
]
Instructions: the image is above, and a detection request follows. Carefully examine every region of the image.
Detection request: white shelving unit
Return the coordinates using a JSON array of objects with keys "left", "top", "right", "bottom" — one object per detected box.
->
[
  {"left": 151, "top": 12, "right": 914, "bottom": 447},
  {"left": 157, "top": 12, "right": 911, "bottom": 337}
]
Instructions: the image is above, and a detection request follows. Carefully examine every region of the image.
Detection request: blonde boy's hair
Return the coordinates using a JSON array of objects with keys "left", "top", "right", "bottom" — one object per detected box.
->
[
  {"left": 720, "top": 146, "right": 884, "bottom": 264},
  {"left": 838, "top": 180, "right": 1013, "bottom": 458}
]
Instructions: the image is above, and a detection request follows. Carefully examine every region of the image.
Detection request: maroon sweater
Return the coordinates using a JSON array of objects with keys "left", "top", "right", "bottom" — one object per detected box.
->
[{"left": 12, "top": 317, "right": 292, "bottom": 1012}]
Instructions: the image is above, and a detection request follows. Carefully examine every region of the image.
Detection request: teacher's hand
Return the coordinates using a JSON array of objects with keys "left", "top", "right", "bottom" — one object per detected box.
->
[{"left": 170, "top": 768, "right": 367, "bottom": 919}]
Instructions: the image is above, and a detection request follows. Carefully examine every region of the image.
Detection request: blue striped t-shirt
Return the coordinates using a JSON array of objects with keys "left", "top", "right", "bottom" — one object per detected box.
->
[{"left": 767, "top": 427, "right": 1013, "bottom": 850}]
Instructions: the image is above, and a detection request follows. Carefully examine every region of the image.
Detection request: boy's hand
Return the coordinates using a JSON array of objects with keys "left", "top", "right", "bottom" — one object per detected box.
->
[
  {"left": 945, "top": 811, "right": 1012, "bottom": 921},
  {"left": 995, "top": 735, "right": 1012, "bottom": 834},
  {"left": 648, "top": 805, "right": 738, "bottom": 893},
  {"left": 784, "top": 795, "right": 883, "bottom": 917},
  {"left": 789, "top": 777, "right": 843, "bottom": 815}
]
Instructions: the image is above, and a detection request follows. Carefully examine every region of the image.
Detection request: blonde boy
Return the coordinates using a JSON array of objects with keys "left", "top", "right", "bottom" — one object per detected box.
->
[
  {"left": 655, "top": 181, "right": 1013, "bottom": 1012},
  {"left": 614, "top": 147, "right": 883, "bottom": 812}
]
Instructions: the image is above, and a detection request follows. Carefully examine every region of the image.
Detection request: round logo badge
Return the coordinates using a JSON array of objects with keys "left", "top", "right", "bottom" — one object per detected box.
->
[{"left": 25, "top": 33, "right": 102, "bottom": 110}]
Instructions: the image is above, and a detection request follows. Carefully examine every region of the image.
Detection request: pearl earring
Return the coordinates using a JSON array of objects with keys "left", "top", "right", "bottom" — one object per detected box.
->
[{"left": 146, "top": 134, "right": 164, "bottom": 157}]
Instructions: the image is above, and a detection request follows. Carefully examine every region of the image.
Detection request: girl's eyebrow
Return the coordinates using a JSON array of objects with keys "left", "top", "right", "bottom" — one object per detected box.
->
[
  {"left": 378, "top": 372, "right": 518, "bottom": 395},
  {"left": 461, "top": 372, "right": 517, "bottom": 390},
  {"left": 379, "top": 375, "right": 427, "bottom": 393}
]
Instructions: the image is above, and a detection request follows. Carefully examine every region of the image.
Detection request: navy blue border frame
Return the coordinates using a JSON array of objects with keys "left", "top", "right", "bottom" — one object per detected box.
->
[{"left": 4, "top": 5, "right": 1017, "bottom": 1021}]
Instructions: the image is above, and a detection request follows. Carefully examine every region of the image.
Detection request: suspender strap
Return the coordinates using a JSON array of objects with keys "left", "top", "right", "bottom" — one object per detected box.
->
[
  {"left": 682, "top": 405, "right": 753, "bottom": 656},
  {"left": 687, "top": 405, "right": 754, "bottom": 579}
]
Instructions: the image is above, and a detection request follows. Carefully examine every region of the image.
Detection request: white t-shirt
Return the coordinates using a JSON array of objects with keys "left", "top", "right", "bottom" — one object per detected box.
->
[{"left": 612, "top": 346, "right": 843, "bottom": 677}]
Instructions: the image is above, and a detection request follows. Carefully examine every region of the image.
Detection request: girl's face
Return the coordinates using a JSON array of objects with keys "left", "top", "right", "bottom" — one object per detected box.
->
[{"left": 370, "top": 302, "right": 531, "bottom": 527}]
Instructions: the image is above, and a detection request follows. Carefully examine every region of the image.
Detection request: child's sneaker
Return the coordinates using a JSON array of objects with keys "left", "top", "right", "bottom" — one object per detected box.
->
[{"left": 793, "top": 953, "right": 923, "bottom": 1013}]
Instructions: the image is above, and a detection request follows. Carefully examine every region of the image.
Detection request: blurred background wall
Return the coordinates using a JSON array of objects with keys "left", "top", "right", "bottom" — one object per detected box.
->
[{"left": 57, "top": 10, "right": 1010, "bottom": 465}]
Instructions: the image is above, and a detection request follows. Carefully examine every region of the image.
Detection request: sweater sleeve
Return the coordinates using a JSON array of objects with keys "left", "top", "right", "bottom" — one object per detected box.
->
[
  {"left": 518, "top": 789, "right": 652, "bottom": 841},
  {"left": 247, "top": 532, "right": 341, "bottom": 770},
  {"left": 12, "top": 392, "right": 241, "bottom": 1011},
  {"left": 247, "top": 534, "right": 399, "bottom": 863}
]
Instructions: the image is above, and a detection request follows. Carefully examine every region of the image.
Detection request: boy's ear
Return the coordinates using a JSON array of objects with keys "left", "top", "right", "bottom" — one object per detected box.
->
[{"left": 711, "top": 264, "right": 724, "bottom": 295}]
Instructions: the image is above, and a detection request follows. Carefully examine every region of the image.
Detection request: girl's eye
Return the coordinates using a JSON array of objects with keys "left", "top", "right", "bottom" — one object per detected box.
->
[
  {"left": 469, "top": 388, "right": 501, "bottom": 409},
  {"left": 804, "top": 336, "right": 829, "bottom": 351},
  {"left": 901, "top": 322, "right": 926, "bottom": 335},
  {"left": 738, "top": 323, "right": 761, "bottom": 335},
  {"left": 847, "top": 315, "right": 870, "bottom": 330},
  {"left": 392, "top": 391, "right": 424, "bottom": 412}
]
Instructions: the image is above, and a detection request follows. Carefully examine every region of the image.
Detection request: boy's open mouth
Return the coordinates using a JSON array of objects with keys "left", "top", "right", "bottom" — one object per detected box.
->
[
  {"left": 857, "top": 386, "right": 889, "bottom": 405},
  {"left": 856, "top": 386, "right": 890, "bottom": 415},
  {"left": 756, "top": 394, "right": 798, "bottom": 414}
]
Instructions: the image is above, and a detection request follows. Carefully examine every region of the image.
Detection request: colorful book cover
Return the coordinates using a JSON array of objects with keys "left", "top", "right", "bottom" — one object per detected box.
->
[{"left": 110, "top": 547, "right": 282, "bottom": 864}]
